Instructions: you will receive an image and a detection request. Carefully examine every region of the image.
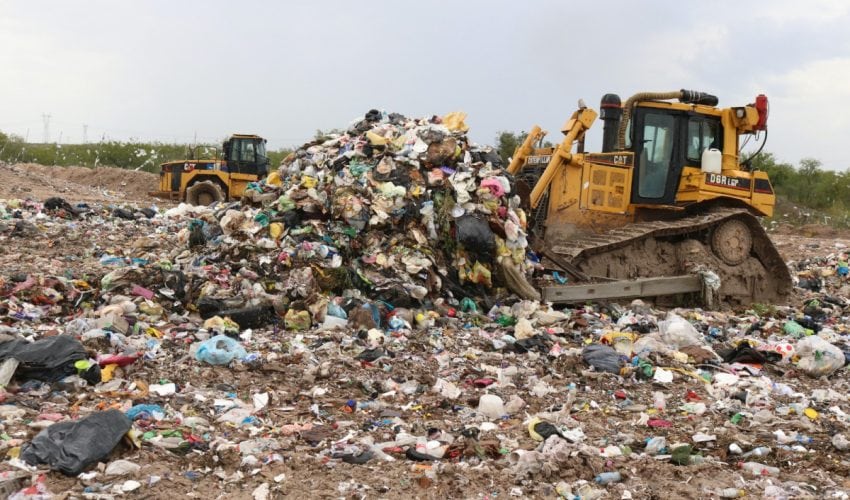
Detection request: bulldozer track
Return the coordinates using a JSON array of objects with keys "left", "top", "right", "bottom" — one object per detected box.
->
[{"left": 546, "top": 207, "right": 792, "bottom": 297}]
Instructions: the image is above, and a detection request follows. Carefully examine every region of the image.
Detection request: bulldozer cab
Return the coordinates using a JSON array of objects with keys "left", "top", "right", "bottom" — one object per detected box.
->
[
  {"left": 629, "top": 106, "right": 722, "bottom": 204},
  {"left": 223, "top": 134, "right": 269, "bottom": 177}
]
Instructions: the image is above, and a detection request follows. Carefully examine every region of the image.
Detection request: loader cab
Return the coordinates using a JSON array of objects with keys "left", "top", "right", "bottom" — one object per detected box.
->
[
  {"left": 223, "top": 134, "right": 269, "bottom": 177},
  {"left": 628, "top": 106, "right": 722, "bottom": 204}
]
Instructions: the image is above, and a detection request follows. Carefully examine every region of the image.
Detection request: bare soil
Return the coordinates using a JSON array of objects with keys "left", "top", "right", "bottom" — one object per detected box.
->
[{"left": 0, "top": 162, "right": 159, "bottom": 203}]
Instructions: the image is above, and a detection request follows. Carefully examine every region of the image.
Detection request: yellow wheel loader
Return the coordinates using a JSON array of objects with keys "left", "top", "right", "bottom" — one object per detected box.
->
[
  {"left": 509, "top": 90, "right": 790, "bottom": 305},
  {"left": 150, "top": 134, "right": 269, "bottom": 205}
]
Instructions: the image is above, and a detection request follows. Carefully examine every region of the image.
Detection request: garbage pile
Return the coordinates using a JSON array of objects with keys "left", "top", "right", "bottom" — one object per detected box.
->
[
  {"left": 0, "top": 114, "right": 850, "bottom": 497},
  {"left": 241, "top": 109, "right": 538, "bottom": 301}
]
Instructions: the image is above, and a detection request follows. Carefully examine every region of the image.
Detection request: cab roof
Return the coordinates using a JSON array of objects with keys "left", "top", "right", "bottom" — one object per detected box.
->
[{"left": 636, "top": 101, "right": 722, "bottom": 117}]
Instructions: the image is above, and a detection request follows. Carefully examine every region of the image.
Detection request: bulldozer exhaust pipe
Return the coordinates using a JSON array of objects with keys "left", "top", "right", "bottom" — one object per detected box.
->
[{"left": 600, "top": 93, "right": 622, "bottom": 153}]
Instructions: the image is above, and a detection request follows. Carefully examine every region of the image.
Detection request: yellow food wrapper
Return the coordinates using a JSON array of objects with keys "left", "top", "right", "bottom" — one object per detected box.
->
[
  {"left": 266, "top": 171, "right": 282, "bottom": 186},
  {"left": 443, "top": 111, "right": 469, "bottom": 132},
  {"left": 469, "top": 261, "right": 492, "bottom": 287},
  {"left": 269, "top": 222, "right": 284, "bottom": 240},
  {"left": 366, "top": 130, "right": 389, "bottom": 146},
  {"left": 101, "top": 363, "right": 119, "bottom": 383}
]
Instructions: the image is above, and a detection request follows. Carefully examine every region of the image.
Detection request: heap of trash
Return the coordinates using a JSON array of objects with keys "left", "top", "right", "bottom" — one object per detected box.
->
[{"left": 0, "top": 113, "right": 849, "bottom": 498}]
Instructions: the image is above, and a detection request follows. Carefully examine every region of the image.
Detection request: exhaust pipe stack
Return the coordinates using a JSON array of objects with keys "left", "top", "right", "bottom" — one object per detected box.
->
[{"left": 600, "top": 93, "right": 622, "bottom": 153}]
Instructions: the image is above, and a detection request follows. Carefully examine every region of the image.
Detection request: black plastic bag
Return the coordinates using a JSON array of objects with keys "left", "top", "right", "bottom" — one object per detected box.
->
[
  {"left": 0, "top": 336, "right": 97, "bottom": 383},
  {"left": 137, "top": 207, "right": 157, "bottom": 219},
  {"left": 582, "top": 344, "right": 622, "bottom": 374},
  {"left": 111, "top": 208, "right": 136, "bottom": 220},
  {"left": 217, "top": 306, "right": 276, "bottom": 329},
  {"left": 455, "top": 215, "right": 495, "bottom": 263},
  {"left": 21, "top": 409, "right": 132, "bottom": 476},
  {"left": 43, "top": 197, "right": 79, "bottom": 215},
  {"left": 482, "top": 150, "right": 503, "bottom": 168}
]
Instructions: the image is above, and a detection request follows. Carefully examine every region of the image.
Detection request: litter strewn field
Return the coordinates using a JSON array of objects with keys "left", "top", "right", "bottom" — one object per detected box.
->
[{"left": 0, "top": 114, "right": 850, "bottom": 499}]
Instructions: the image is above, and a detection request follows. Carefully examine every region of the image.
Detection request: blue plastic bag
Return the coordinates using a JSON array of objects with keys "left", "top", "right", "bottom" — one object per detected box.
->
[
  {"left": 327, "top": 302, "right": 347, "bottom": 319},
  {"left": 126, "top": 404, "right": 165, "bottom": 421},
  {"left": 195, "top": 335, "right": 247, "bottom": 365}
]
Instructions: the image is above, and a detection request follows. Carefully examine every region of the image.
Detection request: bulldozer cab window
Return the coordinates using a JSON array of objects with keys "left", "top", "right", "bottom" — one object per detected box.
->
[
  {"left": 638, "top": 113, "right": 676, "bottom": 198},
  {"left": 687, "top": 118, "right": 721, "bottom": 162},
  {"left": 239, "top": 141, "right": 256, "bottom": 162}
]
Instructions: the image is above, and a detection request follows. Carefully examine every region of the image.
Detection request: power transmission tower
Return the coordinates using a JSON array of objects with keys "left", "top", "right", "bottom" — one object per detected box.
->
[
  {"left": 41, "top": 113, "right": 51, "bottom": 143},
  {"left": 82, "top": 124, "right": 88, "bottom": 144}
]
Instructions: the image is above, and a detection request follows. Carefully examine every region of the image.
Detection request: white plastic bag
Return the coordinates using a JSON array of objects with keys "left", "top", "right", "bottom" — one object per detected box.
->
[
  {"left": 796, "top": 335, "right": 845, "bottom": 377},
  {"left": 658, "top": 313, "right": 702, "bottom": 349}
]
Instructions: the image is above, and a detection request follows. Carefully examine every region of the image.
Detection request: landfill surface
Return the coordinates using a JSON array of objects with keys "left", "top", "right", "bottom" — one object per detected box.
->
[{"left": 1, "top": 112, "right": 850, "bottom": 499}]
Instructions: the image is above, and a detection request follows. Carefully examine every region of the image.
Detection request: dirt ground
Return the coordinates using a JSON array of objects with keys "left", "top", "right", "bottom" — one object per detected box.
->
[
  {"left": 1, "top": 163, "right": 850, "bottom": 499},
  {"left": 0, "top": 163, "right": 159, "bottom": 203}
]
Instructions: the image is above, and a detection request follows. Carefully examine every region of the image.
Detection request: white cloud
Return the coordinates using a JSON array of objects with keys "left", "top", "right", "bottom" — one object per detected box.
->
[
  {"left": 0, "top": 0, "right": 848, "bottom": 167},
  {"left": 753, "top": 0, "right": 850, "bottom": 25},
  {"left": 628, "top": 24, "right": 731, "bottom": 87},
  {"left": 0, "top": 13, "right": 121, "bottom": 142},
  {"left": 759, "top": 57, "right": 850, "bottom": 169}
]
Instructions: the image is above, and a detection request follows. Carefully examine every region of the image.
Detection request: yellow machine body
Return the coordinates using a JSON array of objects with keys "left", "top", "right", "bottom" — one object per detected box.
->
[
  {"left": 510, "top": 94, "right": 775, "bottom": 241},
  {"left": 150, "top": 134, "right": 269, "bottom": 204}
]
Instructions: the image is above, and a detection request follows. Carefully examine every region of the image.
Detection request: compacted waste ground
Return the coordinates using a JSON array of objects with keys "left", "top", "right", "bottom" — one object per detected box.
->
[{"left": 1, "top": 125, "right": 850, "bottom": 499}]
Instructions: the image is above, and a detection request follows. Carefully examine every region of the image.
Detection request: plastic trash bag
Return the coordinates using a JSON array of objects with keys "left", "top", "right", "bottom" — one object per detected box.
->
[
  {"left": 0, "top": 336, "right": 99, "bottom": 383},
  {"left": 658, "top": 313, "right": 702, "bottom": 349},
  {"left": 21, "top": 409, "right": 132, "bottom": 476},
  {"left": 194, "top": 335, "right": 247, "bottom": 365},
  {"left": 796, "top": 336, "right": 845, "bottom": 377},
  {"left": 455, "top": 215, "right": 496, "bottom": 262},
  {"left": 582, "top": 344, "right": 622, "bottom": 374}
]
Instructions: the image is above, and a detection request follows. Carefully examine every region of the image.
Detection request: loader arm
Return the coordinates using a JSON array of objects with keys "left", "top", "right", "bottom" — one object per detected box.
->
[
  {"left": 529, "top": 107, "right": 597, "bottom": 208},
  {"left": 507, "top": 125, "right": 547, "bottom": 175}
]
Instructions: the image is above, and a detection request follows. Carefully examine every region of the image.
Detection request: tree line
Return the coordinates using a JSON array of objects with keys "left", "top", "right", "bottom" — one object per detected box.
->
[{"left": 0, "top": 131, "right": 292, "bottom": 173}]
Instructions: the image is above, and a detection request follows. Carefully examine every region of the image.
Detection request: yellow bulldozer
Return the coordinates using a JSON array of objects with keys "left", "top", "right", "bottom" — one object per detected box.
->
[
  {"left": 150, "top": 134, "right": 269, "bottom": 205},
  {"left": 510, "top": 90, "right": 791, "bottom": 305}
]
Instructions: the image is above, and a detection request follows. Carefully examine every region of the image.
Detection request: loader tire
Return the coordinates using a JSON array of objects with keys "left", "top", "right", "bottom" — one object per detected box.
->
[{"left": 186, "top": 181, "right": 225, "bottom": 206}]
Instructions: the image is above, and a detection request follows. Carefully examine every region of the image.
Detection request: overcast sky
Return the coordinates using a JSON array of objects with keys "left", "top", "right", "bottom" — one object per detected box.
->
[{"left": 1, "top": 0, "right": 848, "bottom": 169}]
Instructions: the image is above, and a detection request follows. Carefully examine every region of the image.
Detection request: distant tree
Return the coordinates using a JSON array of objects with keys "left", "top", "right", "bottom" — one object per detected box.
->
[
  {"left": 799, "top": 157, "right": 821, "bottom": 182},
  {"left": 496, "top": 131, "right": 525, "bottom": 165}
]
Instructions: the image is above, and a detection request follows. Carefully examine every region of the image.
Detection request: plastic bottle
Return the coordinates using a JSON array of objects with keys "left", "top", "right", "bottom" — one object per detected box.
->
[
  {"left": 740, "top": 461, "right": 779, "bottom": 476},
  {"left": 743, "top": 446, "right": 771, "bottom": 458},
  {"left": 653, "top": 391, "right": 666, "bottom": 412},
  {"left": 717, "top": 488, "right": 743, "bottom": 498},
  {"left": 795, "top": 434, "right": 814, "bottom": 445},
  {"left": 54, "top": 375, "right": 89, "bottom": 393},
  {"left": 594, "top": 471, "right": 622, "bottom": 485}
]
